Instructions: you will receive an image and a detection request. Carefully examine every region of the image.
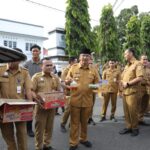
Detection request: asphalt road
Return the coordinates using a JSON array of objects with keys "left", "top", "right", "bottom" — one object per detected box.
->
[{"left": 1, "top": 96, "right": 150, "bottom": 150}]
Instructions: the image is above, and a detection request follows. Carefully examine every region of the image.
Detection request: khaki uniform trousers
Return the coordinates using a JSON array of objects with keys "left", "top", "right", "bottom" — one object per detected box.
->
[
  {"left": 123, "top": 93, "right": 138, "bottom": 129},
  {"left": 89, "top": 94, "right": 96, "bottom": 118},
  {"left": 138, "top": 92, "right": 149, "bottom": 121},
  {"left": 70, "top": 106, "right": 92, "bottom": 146},
  {"left": 0, "top": 122, "right": 27, "bottom": 150},
  {"left": 101, "top": 92, "right": 117, "bottom": 117},
  {"left": 35, "top": 105, "right": 55, "bottom": 150},
  {"left": 61, "top": 104, "right": 70, "bottom": 125}
]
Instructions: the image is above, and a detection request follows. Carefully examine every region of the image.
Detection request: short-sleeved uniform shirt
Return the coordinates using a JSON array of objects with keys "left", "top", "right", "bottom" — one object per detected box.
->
[
  {"left": 66, "top": 63, "right": 100, "bottom": 107},
  {"left": 32, "top": 72, "right": 60, "bottom": 93},
  {"left": 102, "top": 68, "right": 121, "bottom": 93},
  {"left": 61, "top": 65, "right": 71, "bottom": 81},
  {"left": 0, "top": 65, "right": 32, "bottom": 99},
  {"left": 121, "top": 58, "right": 143, "bottom": 95}
]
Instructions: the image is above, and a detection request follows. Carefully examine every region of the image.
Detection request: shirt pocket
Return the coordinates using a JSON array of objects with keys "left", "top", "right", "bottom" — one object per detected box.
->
[
  {"left": 0, "top": 78, "right": 9, "bottom": 89},
  {"left": 88, "top": 74, "right": 95, "bottom": 83}
]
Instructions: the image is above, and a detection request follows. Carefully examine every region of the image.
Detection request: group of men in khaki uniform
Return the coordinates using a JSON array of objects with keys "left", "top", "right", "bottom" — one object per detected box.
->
[{"left": 1, "top": 46, "right": 150, "bottom": 150}]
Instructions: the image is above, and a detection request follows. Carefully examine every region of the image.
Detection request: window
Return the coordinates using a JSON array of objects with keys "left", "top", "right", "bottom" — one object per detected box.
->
[
  {"left": 25, "top": 43, "right": 35, "bottom": 51},
  {"left": 3, "top": 40, "right": 17, "bottom": 48}
]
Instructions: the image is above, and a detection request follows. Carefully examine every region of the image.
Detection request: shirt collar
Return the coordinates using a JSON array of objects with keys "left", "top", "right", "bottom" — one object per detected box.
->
[
  {"left": 6, "top": 64, "right": 21, "bottom": 73},
  {"left": 78, "top": 63, "right": 90, "bottom": 69},
  {"left": 31, "top": 58, "right": 41, "bottom": 64},
  {"left": 41, "top": 71, "right": 53, "bottom": 77}
]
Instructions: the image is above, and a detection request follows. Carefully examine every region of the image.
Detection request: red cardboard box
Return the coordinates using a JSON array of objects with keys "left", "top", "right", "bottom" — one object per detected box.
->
[
  {"left": 0, "top": 99, "right": 36, "bottom": 123},
  {"left": 37, "top": 92, "right": 65, "bottom": 109}
]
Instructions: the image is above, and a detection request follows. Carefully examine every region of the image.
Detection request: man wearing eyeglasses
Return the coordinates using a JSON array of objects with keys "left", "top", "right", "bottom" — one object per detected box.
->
[
  {"left": 32, "top": 58, "right": 61, "bottom": 150},
  {"left": 100, "top": 59, "right": 121, "bottom": 122}
]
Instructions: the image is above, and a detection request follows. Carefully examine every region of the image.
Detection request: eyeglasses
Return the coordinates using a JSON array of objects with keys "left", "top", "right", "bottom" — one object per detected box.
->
[{"left": 46, "top": 64, "right": 53, "bottom": 67}]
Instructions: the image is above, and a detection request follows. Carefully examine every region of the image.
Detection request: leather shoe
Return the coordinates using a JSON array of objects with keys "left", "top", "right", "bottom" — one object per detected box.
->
[
  {"left": 139, "top": 121, "right": 150, "bottom": 126},
  {"left": 119, "top": 128, "right": 132, "bottom": 134},
  {"left": 43, "top": 146, "right": 56, "bottom": 150},
  {"left": 69, "top": 145, "right": 78, "bottom": 150},
  {"left": 88, "top": 118, "right": 96, "bottom": 125},
  {"left": 60, "top": 124, "right": 67, "bottom": 133},
  {"left": 80, "top": 140, "right": 92, "bottom": 147},
  {"left": 100, "top": 116, "right": 106, "bottom": 122},
  {"left": 27, "top": 130, "right": 35, "bottom": 137},
  {"left": 110, "top": 116, "right": 117, "bottom": 122},
  {"left": 131, "top": 129, "right": 139, "bottom": 137}
]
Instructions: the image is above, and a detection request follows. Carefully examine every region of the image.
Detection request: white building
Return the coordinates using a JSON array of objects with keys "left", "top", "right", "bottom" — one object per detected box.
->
[
  {"left": 45, "top": 28, "right": 69, "bottom": 72},
  {"left": 0, "top": 18, "right": 48, "bottom": 60}
]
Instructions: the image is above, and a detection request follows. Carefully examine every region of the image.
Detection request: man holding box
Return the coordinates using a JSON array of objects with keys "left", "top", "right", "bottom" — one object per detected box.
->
[
  {"left": 0, "top": 48, "right": 32, "bottom": 150},
  {"left": 66, "top": 48, "right": 100, "bottom": 150},
  {"left": 32, "top": 58, "right": 61, "bottom": 150}
]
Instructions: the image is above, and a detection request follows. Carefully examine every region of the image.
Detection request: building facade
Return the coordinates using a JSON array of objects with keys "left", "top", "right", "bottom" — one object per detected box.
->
[
  {"left": 45, "top": 28, "right": 69, "bottom": 72},
  {"left": 0, "top": 18, "right": 47, "bottom": 60}
]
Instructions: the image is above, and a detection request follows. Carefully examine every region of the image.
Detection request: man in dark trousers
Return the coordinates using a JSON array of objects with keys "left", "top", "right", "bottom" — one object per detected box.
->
[{"left": 24, "top": 44, "right": 42, "bottom": 137}]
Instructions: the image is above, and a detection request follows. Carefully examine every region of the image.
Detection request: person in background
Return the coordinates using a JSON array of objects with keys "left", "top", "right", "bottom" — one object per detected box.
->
[
  {"left": 0, "top": 48, "right": 32, "bottom": 150},
  {"left": 55, "top": 71, "right": 65, "bottom": 115},
  {"left": 24, "top": 44, "right": 42, "bottom": 137},
  {"left": 60, "top": 57, "right": 77, "bottom": 132},
  {"left": 138, "top": 54, "right": 150, "bottom": 126},
  {"left": 100, "top": 59, "right": 120, "bottom": 122}
]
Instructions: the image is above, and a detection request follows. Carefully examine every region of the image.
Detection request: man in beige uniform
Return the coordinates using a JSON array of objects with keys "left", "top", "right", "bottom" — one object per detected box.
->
[
  {"left": 100, "top": 59, "right": 120, "bottom": 122},
  {"left": 0, "top": 49, "right": 32, "bottom": 150},
  {"left": 66, "top": 48, "right": 100, "bottom": 150},
  {"left": 32, "top": 58, "right": 61, "bottom": 150},
  {"left": 60, "top": 57, "right": 77, "bottom": 132},
  {"left": 138, "top": 54, "right": 150, "bottom": 125},
  {"left": 119, "top": 48, "right": 143, "bottom": 136}
]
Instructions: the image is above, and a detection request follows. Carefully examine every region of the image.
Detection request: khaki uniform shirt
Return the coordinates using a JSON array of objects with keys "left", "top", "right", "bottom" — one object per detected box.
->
[
  {"left": 61, "top": 65, "right": 71, "bottom": 81},
  {"left": 121, "top": 58, "right": 143, "bottom": 95},
  {"left": 0, "top": 65, "right": 32, "bottom": 99},
  {"left": 66, "top": 63, "right": 100, "bottom": 107},
  {"left": 140, "top": 66, "right": 150, "bottom": 94},
  {"left": 103, "top": 68, "right": 120, "bottom": 93},
  {"left": 32, "top": 72, "right": 60, "bottom": 93}
]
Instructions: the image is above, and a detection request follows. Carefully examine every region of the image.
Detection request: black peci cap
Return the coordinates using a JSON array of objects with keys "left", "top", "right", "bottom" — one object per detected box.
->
[{"left": 79, "top": 48, "right": 91, "bottom": 55}]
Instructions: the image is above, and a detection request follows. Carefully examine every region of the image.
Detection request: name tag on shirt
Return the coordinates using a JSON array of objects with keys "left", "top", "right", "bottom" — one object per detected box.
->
[{"left": 17, "top": 86, "right": 21, "bottom": 94}]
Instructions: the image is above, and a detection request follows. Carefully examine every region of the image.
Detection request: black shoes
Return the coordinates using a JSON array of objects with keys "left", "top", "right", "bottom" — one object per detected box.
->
[
  {"left": 110, "top": 116, "right": 117, "bottom": 122},
  {"left": 119, "top": 128, "right": 139, "bottom": 136},
  {"left": 139, "top": 121, "right": 150, "bottom": 126},
  {"left": 69, "top": 145, "right": 78, "bottom": 150},
  {"left": 60, "top": 124, "right": 67, "bottom": 133},
  {"left": 88, "top": 118, "right": 96, "bottom": 125},
  {"left": 27, "top": 130, "right": 35, "bottom": 137},
  {"left": 100, "top": 116, "right": 106, "bottom": 122},
  {"left": 80, "top": 140, "right": 92, "bottom": 148},
  {"left": 119, "top": 128, "right": 132, "bottom": 134},
  {"left": 43, "top": 146, "right": 56, "bottom": 150},
  {"left": 131, "top": 129, "right": 139, "bottom": 137}
]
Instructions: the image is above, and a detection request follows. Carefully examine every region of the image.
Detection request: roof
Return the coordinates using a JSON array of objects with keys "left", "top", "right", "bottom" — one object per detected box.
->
[
  {"left": 48, "top": 27, "right": 65, "bottom": 35},
  {"left": 0, "top": 18, "right": 44, "bottom": 28}
]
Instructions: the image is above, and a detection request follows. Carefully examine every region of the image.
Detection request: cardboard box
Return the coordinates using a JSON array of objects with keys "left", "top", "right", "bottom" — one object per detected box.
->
[
  {"left": 37, "top": 92, "right": 65, "bottom": 109},
  {"left": 0, "top": 99, "right": 36, "bottom": 123}
]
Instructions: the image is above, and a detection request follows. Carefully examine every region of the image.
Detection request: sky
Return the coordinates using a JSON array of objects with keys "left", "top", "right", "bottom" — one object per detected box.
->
[{"left": 0, "top": 0, "right": 149, "bottom": 36}]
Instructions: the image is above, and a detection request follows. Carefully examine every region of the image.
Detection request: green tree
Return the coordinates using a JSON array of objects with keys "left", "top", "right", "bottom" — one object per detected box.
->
[
  {"left": 65, "top": 0, "right": 93, "bottom": 56},
  {"left": 124, "top": 16, "right": 141, "bottom": 57},
  {"left": 140, "top": 15, "right": 150, "bottom": 57},
  {"left": 98, "top": 4, "right": 119, "bottom": 62},
  {"left": 116, "top": 5, "right": 139, "bottom": 51}
]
